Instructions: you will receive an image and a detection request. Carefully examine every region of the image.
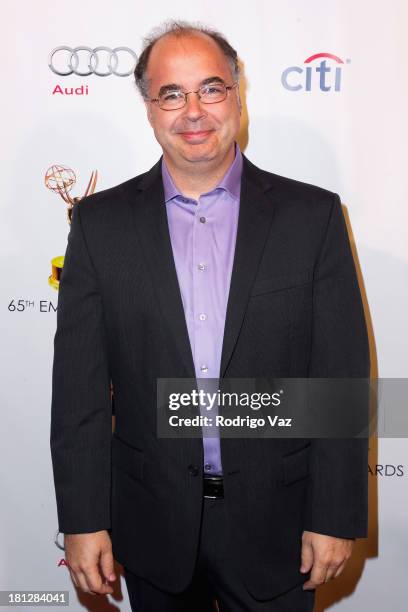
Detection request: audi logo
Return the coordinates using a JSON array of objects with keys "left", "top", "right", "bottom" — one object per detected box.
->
[
  {"left": 48, "top": 46, "right": 137, "bottom": 77},
  {"left": 54, "top": 529, "right": 65, "bottom": 551}
]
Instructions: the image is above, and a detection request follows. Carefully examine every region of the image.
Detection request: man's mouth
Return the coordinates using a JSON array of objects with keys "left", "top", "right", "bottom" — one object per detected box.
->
[{"left": 178, "top": 130, "right": 213, "bottom": 142}]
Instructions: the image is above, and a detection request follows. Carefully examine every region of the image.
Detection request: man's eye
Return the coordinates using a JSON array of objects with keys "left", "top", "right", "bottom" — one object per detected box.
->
[
  {"left": 163, "top": 91, "right": 183, "bottom": 101},
  {"left": 203, "top": 84, "right": 224, "bottom": 94}
]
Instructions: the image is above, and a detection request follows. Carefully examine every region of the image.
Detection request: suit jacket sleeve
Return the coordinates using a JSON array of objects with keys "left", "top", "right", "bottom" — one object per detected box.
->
[
  {"left": 304, "top": 193, "right": 370, "bottom": 539},
  {"left": 50, "top": 200, "right": 112, "bottom": 534}
]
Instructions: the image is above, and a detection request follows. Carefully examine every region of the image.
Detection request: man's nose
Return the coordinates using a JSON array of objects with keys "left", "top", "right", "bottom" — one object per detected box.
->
[{"left": 182, "top": 92, "right": 206, "bottom": 120}]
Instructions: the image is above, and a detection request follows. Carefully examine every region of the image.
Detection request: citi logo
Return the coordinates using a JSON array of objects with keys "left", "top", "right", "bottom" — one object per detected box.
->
[{"left": 281, "top": 53, "right": 350, "bottom": 92}]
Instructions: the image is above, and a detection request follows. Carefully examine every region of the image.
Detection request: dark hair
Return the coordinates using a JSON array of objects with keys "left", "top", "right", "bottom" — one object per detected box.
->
[{"left": 134, "top": 20, "right": 240, "bottom": 99}]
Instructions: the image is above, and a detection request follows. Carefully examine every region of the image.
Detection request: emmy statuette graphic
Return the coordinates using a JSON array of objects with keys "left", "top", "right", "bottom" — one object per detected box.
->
[{"left": 45, "top": 164, "right": 98, "bottom": 290}]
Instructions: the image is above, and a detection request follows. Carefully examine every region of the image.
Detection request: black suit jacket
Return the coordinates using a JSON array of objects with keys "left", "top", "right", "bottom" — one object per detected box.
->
[{"left": 50, "top": 154, "right": 369, "bottom": 600}]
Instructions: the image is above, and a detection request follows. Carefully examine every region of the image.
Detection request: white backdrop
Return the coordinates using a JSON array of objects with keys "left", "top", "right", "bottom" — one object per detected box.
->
[{"left": 1, "top": 1, "right": 407, "bottom": 610}]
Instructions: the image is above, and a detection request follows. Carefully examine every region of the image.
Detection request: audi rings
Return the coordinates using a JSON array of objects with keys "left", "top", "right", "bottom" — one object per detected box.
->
[
  {"left": 48, "top": 46, "right": 137, "bottom": 77},
  {"left": 54, "top": 529, "right": 65, "bottom": 551}
]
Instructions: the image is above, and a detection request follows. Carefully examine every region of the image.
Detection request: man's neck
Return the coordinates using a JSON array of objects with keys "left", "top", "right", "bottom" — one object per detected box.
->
[{"left": 163, "top": 145, "right": 236, "bottom": 201}]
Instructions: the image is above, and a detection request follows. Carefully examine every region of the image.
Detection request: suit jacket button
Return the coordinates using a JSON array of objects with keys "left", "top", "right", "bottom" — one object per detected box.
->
[{"left": 188, "top": 464, "right": 199, "bottom": 476}]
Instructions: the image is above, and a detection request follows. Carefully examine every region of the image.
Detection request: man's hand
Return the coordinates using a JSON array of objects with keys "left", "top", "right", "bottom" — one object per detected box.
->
[
  {"left": 300, "top": 531, "right": 354, "bottom": 590},
  {"left": 64, "top": 530, "right": 116, "bottom": 595}
]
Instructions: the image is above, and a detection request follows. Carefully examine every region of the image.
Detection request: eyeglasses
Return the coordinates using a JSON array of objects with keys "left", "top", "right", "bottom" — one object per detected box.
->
[{"left": 149, "top": 82, "right": 238, "bottom": 111}]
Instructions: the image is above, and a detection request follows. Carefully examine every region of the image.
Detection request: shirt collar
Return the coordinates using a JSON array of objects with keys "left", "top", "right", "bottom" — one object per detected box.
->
[{"left": 161, "top": 142, "right": 243, "bottom": 203}]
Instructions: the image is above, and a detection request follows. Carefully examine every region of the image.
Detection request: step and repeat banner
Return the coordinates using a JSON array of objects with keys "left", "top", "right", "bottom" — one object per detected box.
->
[{"left": 1, "top": 0, "right": 407, "bottom": 610}]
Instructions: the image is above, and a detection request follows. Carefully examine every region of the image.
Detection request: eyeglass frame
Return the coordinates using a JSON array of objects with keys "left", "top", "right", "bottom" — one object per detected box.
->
[{"left": 148, "top": 81, "right": 239, "bottom": 111}]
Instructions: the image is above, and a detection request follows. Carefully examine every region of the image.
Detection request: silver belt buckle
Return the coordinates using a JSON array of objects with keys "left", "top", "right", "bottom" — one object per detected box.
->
[{"left": 203, "top": 476, "right": 224, "bottom": 499}]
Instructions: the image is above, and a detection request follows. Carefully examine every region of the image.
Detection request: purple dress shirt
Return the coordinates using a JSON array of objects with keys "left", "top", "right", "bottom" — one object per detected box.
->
[{"left": 162, "top": 144, "right": 243, "bottom": 475}]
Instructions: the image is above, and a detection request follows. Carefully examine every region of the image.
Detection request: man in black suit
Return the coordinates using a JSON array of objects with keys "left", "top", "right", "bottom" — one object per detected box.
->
[{"left": 50, "top": 21, "right": 369, "bottom": 611}]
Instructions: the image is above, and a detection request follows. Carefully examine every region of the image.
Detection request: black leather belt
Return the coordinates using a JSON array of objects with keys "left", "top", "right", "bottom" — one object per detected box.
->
[{"left": 203, "top": 475, "right": 224, "bottom": 498}]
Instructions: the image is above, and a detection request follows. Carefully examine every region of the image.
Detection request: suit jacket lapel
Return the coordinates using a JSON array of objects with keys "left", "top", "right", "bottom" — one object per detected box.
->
[
  {"left": 220, "top": 155, "right": 276, "bottom": 378},
  {"left": 126, "top": 158, "right": 196, "bottom": 379}
]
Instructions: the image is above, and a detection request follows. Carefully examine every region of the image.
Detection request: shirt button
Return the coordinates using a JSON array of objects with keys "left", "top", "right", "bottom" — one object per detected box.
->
[
  {"left": 199, "top": 313, "right": 207, "bottom": 321},
  {"left": 188, "top": 464, "right": 199, "bottom": 476},
  {"left": 198, "top": 263, "right": 206, "bottom": 271},
  {"left": 199, "top": 216, "right": 206, "bottom": 223},
  {"left": 204, "top": 463, "right": 212, "bottom": 471},
  {"left": 200, "top": 364, "right": 209, "bottom": 373}
]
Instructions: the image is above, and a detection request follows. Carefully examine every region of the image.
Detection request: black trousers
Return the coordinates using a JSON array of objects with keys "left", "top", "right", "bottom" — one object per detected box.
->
[{"left": 124, "top": 497, "right": 315, "bottom": 612}]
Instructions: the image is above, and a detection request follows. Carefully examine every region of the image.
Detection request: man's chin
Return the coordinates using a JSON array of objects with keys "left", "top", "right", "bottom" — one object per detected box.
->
[{"left": 178, "top": 141, "right": 220, "bottom": 164}]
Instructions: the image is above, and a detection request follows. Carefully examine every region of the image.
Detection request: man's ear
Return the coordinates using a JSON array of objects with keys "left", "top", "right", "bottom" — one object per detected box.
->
[
  {"left": 145, "top": 100, "right": 154, "bottom": 126},
  {"left": 236, "top": 88, "right": 242, "bottom": 115}
]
